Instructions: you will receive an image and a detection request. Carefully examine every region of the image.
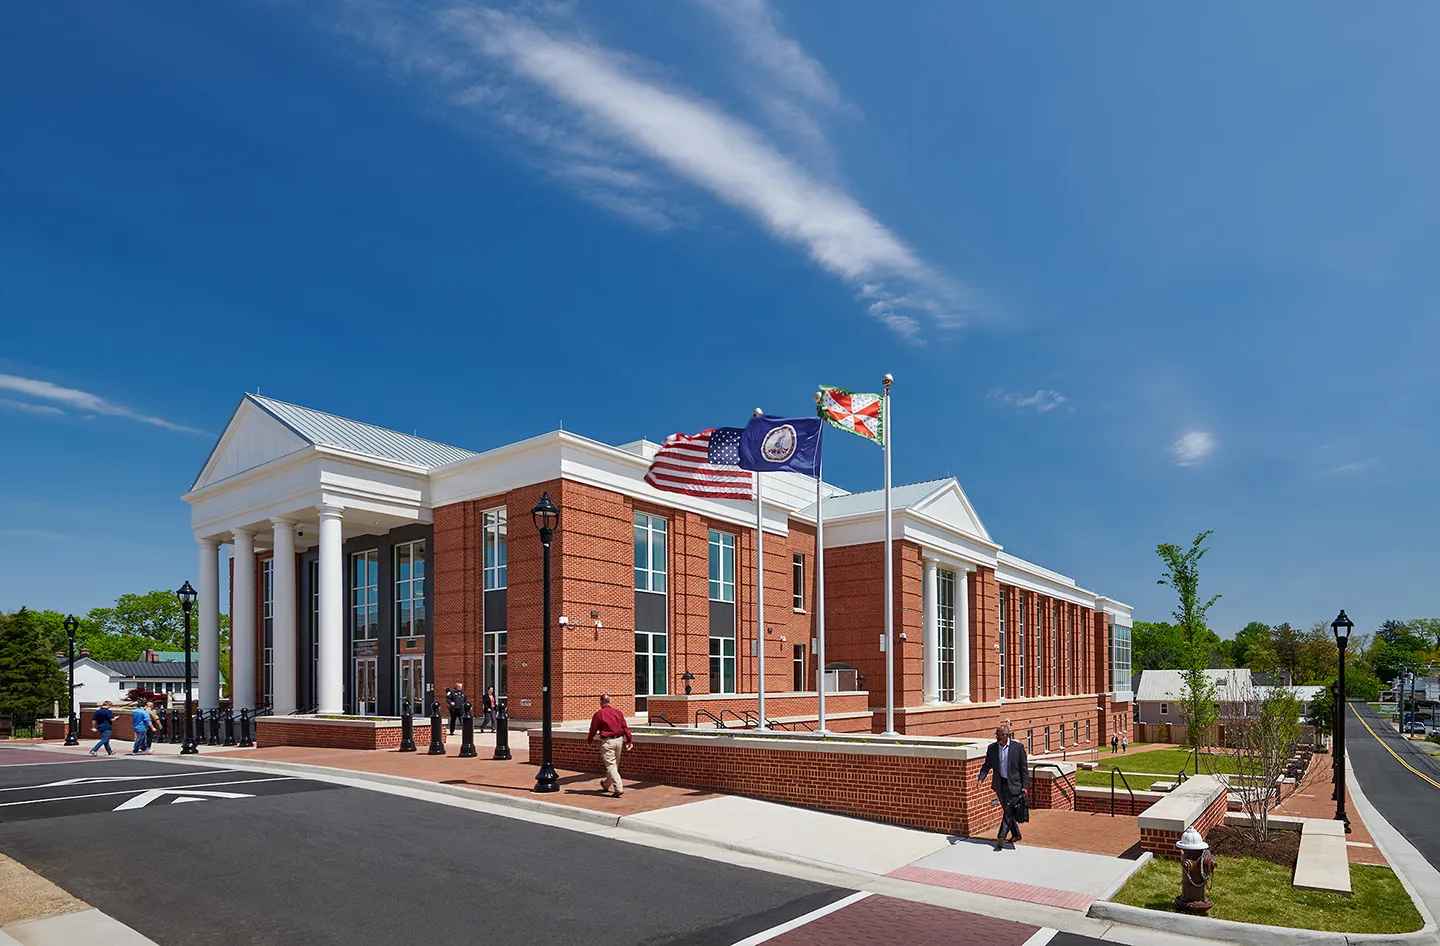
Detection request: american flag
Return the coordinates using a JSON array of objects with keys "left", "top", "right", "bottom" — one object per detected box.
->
[{"left": 644, "top": 428, "right": 754, "bottom": 500}]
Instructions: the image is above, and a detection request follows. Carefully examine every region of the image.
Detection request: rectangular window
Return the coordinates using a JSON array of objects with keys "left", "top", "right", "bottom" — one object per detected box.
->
[
  {"left": 262, "top": 558, "right": 274, "bottom": 707},
  {"left": 1053, "top": 602, "right": 1062, "bottom": 695},
  {"left": 634, "top": 513, "right": 668, "bottom": 593},
  {"left": 793, "top": 644, "right": 806, "bottom": 691},
  {"left": 1045, "top": 726, "right": 1051, "bottom": 751},
  {"left": 1160, "top": 702, "right": 1169, "bottom": 716},
  {"left": 483, "top": 630, "right": 507, "bottom": 700},
  {"left": 395, "top": 539, "right": 427, "bottom": 638},
  {"left": 938, "top": 570, "right": 956, "bottom": 701},
  {"left": 351, "top": 551, "right": 379, "bottom": 641},
  {"left": 997, "top": 589, "right": 1008, "bottom": 700},
  {"left": 709, "top": 637, "right": 736, "bottom": 694},
  {"left": 792, "top": 553, "right": 805, "bottom": 611},
  {"left": 1111, "top": 620, "right": 1132, "bottom": 694},
  {"left": 1086, "top": 719, "right": 1091, "bottom": 743},
  {"left": 708, "top": 531, "right": 735, "bottom": 603},
  {"left": 1074, "top": 721, "right": 1080, "bottom": 744},
  {"left": 482, "top": 508, "right": 507, "bottom": 590},
  {"left": 1017, "top": 592, "right": 1027, "bottom": 698}
]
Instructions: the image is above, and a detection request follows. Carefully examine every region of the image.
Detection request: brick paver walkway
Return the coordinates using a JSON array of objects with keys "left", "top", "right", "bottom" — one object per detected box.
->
[
  {"left": 1017, "top": 808, "right": 1139, "bottom": 856},
  {"left": 886, "top": 865, "right": 1094, "bottom": 911},
  {"left": 1270, "top": 752, "right": 1386, "bottom": 865},
  {"left": 239, "top": 740, "right": 718, "bottom": 817},
  {"left": 764, "top": 894, "right": 1039, "bottom": 946}
]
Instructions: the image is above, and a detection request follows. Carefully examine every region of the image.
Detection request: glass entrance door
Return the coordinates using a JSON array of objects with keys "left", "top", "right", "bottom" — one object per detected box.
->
[
  {"left": 398, "top": 655, "right": 425, "bottom": 716},
  {"left": 634, "top": 631, "right": 667, "bottom": 714},
  {"left": 354, "top": 657, "right": 378, "bottom": 715}
]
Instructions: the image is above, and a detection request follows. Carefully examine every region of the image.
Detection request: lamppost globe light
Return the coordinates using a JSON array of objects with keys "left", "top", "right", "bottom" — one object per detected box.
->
[
  {"left": 63, "top": 614, "right": 77, "bottom": 638},
  {"left": 531, "top": 491, "right": 559, "bottom": 540},
  {"left": 62, "top": 613, "right": 80, "bottom": 746},
  {"left": 177, "top": 580, "right": 197, "bottom": 611},
  {"left": 1331, "top": 609, "right": 1353, "bottom": 643}
]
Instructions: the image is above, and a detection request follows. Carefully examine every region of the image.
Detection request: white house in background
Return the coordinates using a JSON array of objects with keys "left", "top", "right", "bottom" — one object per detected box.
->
[
  {"left": 55, "top": 656, "right": 223, "bottom": 713},
  {"left": 1134, "top": 668, "right": 1325, "bottom": 724}
]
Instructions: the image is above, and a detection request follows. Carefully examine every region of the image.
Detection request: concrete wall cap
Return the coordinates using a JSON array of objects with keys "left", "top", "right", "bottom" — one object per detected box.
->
[
  {"left": 260, "top": 715, "right": 404, "bottom": 729},
  {"left": 1135, "top": 774, "right": 1226, "bottom": 832},
  {"left": 549, "top": 726, "right": 990, "bottom": 760},
  {"left": 1029, "top": 762, "right": 1077, "bottom": 778}
]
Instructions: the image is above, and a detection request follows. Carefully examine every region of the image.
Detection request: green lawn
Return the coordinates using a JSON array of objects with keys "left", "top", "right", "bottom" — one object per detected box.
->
[
  {"left": 1075, "top": 748, "right": 1242, "bottom": 788},
  {"left": 1113, "top": 855, "right": 1421, "bottom": 934}
]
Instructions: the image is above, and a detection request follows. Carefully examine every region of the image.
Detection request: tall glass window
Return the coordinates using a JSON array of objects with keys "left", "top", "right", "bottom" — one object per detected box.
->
[
  {"left": 708, "top": 531, "right": 735, "bottom": 602},
  {"left": 997, "top": 589, "right": 1008, "bottom": 699},
  {"left": 634, "top": 513, "right": 668, "bottom": 593},
  {"left": 938, "top": 569, "right": 956, "bottom": 701},
  {"left": 483, "top": 508, "right": 507, "bottom": 590},
  {"left": 709, "top": 638, "right": 735, "bottom": 694},
  {"left": 1035, "top": 599, "right": 1045, "bottom": 698},
  {"left": 792, "top": 554, "right": 805, "bottom": 611},
  {"left": 351, "top": 551, "right": 379, "bottom": 642},
  {"left": 1017, "top": 592, "right": 1027, "bottom": 698},
  {"left": 262, "top": 559, "right": 274, "bottom": 707},
  {"left": 484, "top": 630, "right": 507, "bottom": 699},
  {"left": 1111, "top": 620, "right": 1132, "bottom": 694},
  {"left": 395, "top": 540, "right": 427, "bottom": 638},
  {"left": 1052, "top": 602, "right": 1061, "bottom": 695}
]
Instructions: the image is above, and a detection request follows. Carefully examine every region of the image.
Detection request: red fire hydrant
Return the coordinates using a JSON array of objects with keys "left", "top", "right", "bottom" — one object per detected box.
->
[{"left": 1174, "top": 825, "right": 1215, "bottom": 914}]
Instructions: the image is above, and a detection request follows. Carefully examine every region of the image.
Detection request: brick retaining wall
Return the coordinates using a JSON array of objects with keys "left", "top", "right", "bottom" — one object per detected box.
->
[
  {"left": 257, "top": 716, "right": 409, "bottom": 750},
  {"left": 1139, "top": 781, "right": 1229, "bottom": 860},
  {"left": 1076, "top": 787, "right": 1164, "bottom": 816}
]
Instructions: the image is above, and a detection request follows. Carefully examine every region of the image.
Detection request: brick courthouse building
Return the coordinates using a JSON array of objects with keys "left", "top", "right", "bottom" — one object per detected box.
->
[{"left": 183, "top": 395, "right": 1133, "bottom": 751}]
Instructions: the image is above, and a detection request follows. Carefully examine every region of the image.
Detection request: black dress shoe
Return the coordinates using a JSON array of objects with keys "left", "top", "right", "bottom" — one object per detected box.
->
[
  {"left": 1011, "top": 832, "right": 1022, "bottom": 842},
  {"left": 994, "top": 842, "right": 1004, "bottom": 851}
]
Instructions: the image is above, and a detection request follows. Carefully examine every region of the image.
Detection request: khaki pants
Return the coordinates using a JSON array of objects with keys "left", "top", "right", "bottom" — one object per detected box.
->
[{"left": 599, "top": 736, "right": 625, "bottom": 795}]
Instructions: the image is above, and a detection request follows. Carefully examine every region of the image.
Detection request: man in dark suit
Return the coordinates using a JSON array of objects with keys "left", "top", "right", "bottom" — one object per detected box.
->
[{"left": 976, "top": 725, "right": 1028, "bottom": 851}]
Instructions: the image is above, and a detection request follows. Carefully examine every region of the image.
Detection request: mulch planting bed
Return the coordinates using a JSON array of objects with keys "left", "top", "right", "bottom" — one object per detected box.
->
[{"left": 1205, "top": 824, "right": 1301, "bottom": 868}]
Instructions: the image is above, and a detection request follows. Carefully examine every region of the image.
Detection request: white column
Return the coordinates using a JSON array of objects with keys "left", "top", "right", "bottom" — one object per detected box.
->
[
  {"left": 922, "top": 557, "right": 940, "bottom": 703},
  {"left": 198, "top": 538, "right": 220, "bottom": 709},
  {"left": 316, "top": 504, "right": 345, "bottom": 715},
  {"left": 271, "top": 518, "right": 298, "bottom": 715},
  {"left": 956, "top": 568, "right": 972, "bottom": 703},
  {"left": 231, "top": 529, "right": 256, "bottom": 711}
]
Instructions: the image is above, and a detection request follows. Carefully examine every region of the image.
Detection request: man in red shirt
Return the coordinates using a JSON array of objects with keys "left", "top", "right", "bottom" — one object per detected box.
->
[{"left": 587, "top": 695, "right": 633, "bottom": 797}]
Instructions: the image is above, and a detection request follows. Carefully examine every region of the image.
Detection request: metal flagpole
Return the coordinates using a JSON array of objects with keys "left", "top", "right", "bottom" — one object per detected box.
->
[
  {"left": 815, "top": 442, "right": 828, "bottom": 734},
  {"left": 754, "top": 408, "right": 768, "bottom": 731},
  {"left": 882, "top": 374, "right": 897, "bottom": 735}
]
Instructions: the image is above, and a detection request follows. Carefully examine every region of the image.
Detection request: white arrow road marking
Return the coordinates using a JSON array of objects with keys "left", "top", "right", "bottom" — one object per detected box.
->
[
  {"left": 0, "top": 777, "right": 294, "bottom": 808},
  {"left": 114, "top": 789, "right": 254, "bottom": 810},
  {"left": 1, "top": 770, "right": 243, "bottom": 793}
]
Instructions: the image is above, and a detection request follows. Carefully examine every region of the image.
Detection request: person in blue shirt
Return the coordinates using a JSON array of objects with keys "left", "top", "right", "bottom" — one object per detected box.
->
[
  {"left": 130, "top": 703, "right": 153, "bottom": 755},
  {"left": 89, "top": 701, "right": 116, "bottom": 756}
]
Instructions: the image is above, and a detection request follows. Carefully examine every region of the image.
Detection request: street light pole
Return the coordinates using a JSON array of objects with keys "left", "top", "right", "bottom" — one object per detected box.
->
[
  {"left": 1331, "top": 609, "right": 1352, "bottom": 834},
  {"left": 178, "top": 581, "right": 199, "bottom": 755},
  {"left": 63, "top": 615, "right": 79, "bottom": 746},
  {"left": 532, "top": 492, "right": 560, "bottom": 794}
]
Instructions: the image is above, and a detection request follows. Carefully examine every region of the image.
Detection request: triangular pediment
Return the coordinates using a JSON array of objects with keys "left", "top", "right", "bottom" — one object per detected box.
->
[
  {"left": 191, "top": 397, "right": 310, "bottom": 490},
  {"left": 915, "top": 479, "right": 991, "bottom": 542}
]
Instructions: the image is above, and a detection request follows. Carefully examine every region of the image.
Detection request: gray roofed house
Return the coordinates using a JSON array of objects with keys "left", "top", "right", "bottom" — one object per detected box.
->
[{"left": 1134, "top": 668, "right": 1326, "bottom": 725}]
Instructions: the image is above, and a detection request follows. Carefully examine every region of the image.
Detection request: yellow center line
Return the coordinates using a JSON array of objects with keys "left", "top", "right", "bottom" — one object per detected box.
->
[{"left": 1349, "top": 704, "right": 1440, "bottom": 791}]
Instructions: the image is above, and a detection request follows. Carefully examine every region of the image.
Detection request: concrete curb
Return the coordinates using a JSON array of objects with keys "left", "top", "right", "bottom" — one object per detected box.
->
[
  {"left": 1094, "top": 851, "right": 1151, "bottom": 903},
  {"left": 614, "top": 815, "right": 875, "bottom": 884},
  {"left": 149, "top": 754, "right": 623, "bottom": 830},
  {"left": 1086, "top": 900, "right": 1437, "bottom": 946},
  {"left": 1345, "top": 751, "right": 1440, "bottom": 932}
]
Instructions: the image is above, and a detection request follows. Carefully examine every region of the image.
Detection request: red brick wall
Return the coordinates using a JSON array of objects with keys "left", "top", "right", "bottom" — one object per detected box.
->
[
  {"left": 1030, "top": 771, "right": 1076, "bottom": 810},
  {"left": 972, "top": 567, "right": 998, "bottom": 703},
  {"left": 256, "top": 717, "right": 408, "bottom": 750},
  {"left": 537, "top": 730, "right": 1002, "bottom": 836},
  {"left": 1076, "top": 789, "right": 1163, "bottom": 816},
  {"left": 823, "top": 540, "right": 924, "bottom": 708},
  {"left": 647, "top": 692, "right": 870, "bottom": 726},
  {"left": 1140, "top": 788, "right": 1230, "bottom": 859}
]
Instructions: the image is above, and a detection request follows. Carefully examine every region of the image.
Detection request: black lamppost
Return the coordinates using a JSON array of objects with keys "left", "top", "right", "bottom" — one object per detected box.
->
[
  {"left": 1331, "top": 609, "right": 1353, "bottom": 833},
  {"left": 62, "top": 615, "right": 79, "bottom": 746},
  {"left": 532, "top": 492, "right": 559, "bottom": 794},
  {"left": 178, "top": 581, "right": 199, "bottom": 755}
]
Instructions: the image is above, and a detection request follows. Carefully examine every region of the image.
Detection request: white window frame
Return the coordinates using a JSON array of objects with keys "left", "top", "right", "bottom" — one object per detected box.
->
[
  {"left": 351, "top": 550, "right": 379, "bottom": 642},
  {"left": 483, "top": 507, "right": 507, "bottom": 591},
  {"left": 395, "top": 539, "right": 427, "bottom": 638},
  {"left": 708, "top": 530, "right": 735, "bottom": 603},
  {"left": 1017, "top": 592, "right": 1027, "bottom": 699},
  {"left": 792, "top": 553, "right": 805, "bottom": 612},
  {"left": 634, "top": 513, "right": 668, "bottom": 593},
  {"left": 998, "top": 589, "right": 1008, "bottom": 700},
  {"left": 262, "top": 558, "right": 274, "bottom": 707},
  {"left": 1160, "top": 702, "right": 1169, "bottom": 716},
  {"left": 938, "top": 569, "right": 956, "bottom": 701},
  {"left": 709, "top": 636, "right": 736, "bottom": 694}
]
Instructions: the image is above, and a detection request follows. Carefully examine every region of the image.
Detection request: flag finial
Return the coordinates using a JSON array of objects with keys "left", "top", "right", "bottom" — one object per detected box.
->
[
  {"left": 752, "top": 407, "right": 764, "bottom": 418},
  {"left": 882, "top": 373, "right": 893, "bottom": 387}
]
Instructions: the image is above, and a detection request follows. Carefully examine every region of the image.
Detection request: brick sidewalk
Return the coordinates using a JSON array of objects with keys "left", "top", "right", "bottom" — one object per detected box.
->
[
  {"left": 1270, "top": 753, "right": 1385, "bottom": 865},
  {"left": 766, "top": 894, "right": 1039, "bottom": 946},
  {"left": 1018, "top": 809, "right": 1139, "bottom": 857},
  {"left": 239, "top": 741, "right": 719, "bottom": 817}
]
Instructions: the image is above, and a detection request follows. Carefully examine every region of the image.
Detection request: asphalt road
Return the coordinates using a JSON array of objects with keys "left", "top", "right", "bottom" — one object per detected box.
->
[
  {"left": 1347, "top": 701, "right": 1440, "bottom": 871},
  {"left": 0, "top": 750, "right": 1111, "bottom": 945}
]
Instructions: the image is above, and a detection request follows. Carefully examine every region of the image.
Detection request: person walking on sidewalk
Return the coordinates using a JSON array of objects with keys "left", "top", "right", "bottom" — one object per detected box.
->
[
  {"left": 89, "top": 701, "right": 116, "bottom": 756},
  {"left": 445, "top": 684, "right": 466, "bottom": 735},
  {"left": 1121, "top": 732, "right": 1129, "bottom": 753},
  {"left": 129, "top": 702, "right": 153, "bottom": 755},
  {"left": 480, "top": 687, "right": 497, "bottom": 733},
  {"left": 1111, "top": 733, "right": 1119, "bottom": 754},
  {"left": 977, "top": 724, "right": 1028, "bottom": 851},
  {"left": 587, "top": 695, "right": 632, "bottom": 798}
]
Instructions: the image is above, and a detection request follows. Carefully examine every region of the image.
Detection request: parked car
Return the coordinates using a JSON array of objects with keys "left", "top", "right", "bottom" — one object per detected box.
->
[{"left": 1404, "top": 722, "right": 1429, "bottom": 735}]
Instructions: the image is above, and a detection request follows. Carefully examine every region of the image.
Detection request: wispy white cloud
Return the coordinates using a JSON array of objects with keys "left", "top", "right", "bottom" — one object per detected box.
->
[
  {"left": 987, "top": 389, "right": 1072, "bottom": 413},
  {"left": 0, "top": 398, "right": 65, "bottom": 416},
  {"left": 0, "top": 528, "right": 88, "bottom": 541},
  {"left": 1328, "top": 459, "right": 1375, "bottom": 475},
  {"left": 1170, "top": 431, "right": 1215, "bottom": 466},
  {"left": 0, "top": 374, "right": 206, "bottom": 435},
  {"left": 334, "top": 2, "right": 966, "bottom": 339}
]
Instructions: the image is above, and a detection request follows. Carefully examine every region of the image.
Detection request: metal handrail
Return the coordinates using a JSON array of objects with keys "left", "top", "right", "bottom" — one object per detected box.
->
[
  {"left": 695, "top": 709, "right": 724, "bottom": 729},
  {"left": 726, "top": 709, "right": 753, "bottom": 728},
  {"left": 1110, "top": 767, "right": 1136, "bottom": 817},
  {"left": 648, "top": 713, "right": 678, "bottom": 728},
  {"left": 1028, "top": 762, "right": 1075, "bottom": 805}
]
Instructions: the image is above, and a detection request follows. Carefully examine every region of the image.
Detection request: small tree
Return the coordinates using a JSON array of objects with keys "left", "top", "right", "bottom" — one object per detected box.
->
[
  {"left": 1224, "top": 686, "right": 1304, "bottom": 841},
  {"left": 1157, "top": 531, "right": 1222, "bottom": 760},
  {"left": 0, "top": 608, "right": 67, "bottom": 718},
  {"left": 1307, "top": 683, "right": 1336, "bottom": 746}
]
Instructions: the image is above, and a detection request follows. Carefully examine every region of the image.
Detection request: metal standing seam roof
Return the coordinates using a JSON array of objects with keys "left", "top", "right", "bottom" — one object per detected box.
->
[
  {"left": 56, "top": 658, "right": 195, "bottom": 680},
  {"left": 246, "top": 394, "right": 477, "bottom": 469},
  {"left": 1135, "top": 668, "right": 1254, "bottom": 703},
  {"left": 796, "top": 477, "right": 953, "bottom": 519}
]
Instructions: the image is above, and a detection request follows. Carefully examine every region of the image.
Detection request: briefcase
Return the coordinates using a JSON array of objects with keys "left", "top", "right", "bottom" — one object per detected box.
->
[{"left": 1009, "top": 792, "right": 1030, "bottom": 824}]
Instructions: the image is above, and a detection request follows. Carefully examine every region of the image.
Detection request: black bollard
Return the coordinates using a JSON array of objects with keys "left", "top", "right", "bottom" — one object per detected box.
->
[
  {"left": 428, "top": 701, "right": 446, "bottom": 755},
  {"left": 193, "top": 709, "right": 206, "bottom": 747},
  {"left": 492, "top": 698, "right": 512, "bottom": 761},
  {"left": 238, "top": 708, "right": 253, "bottom": 748},
  {"left": 459, "top": 702, "right": 477, "bottom": 758},
  {"left": 207, "top": 709, "right": 221, "bottom": 746},
  {"left": 399, "top": 700, "right": 416, "bottom": 753},
  {"left": 223, "top": 709, "right": 236, "bottom": 746},
  {"left": 169, "top": 708, "right": 180, "bottom": 743},
  {"left": 154, "top": 709, "right": 168, "bottom": 744}
]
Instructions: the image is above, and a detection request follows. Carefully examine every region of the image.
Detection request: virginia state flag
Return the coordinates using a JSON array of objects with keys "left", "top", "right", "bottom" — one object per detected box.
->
[{"left": 738, "top": 415, "right": 823, "bottom": 476}]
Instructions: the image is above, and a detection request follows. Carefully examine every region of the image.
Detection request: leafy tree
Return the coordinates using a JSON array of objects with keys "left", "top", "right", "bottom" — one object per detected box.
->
[
  {"left": 1157, "top": 531, "right": 1222, "bottom": 755},
  {"left": 1411, "top": 618, "right": 1440, "bottom": 651},
  {"left": 1132, "top": 621, "right": 1187, "bottom": 670},
  {"left": 1229, "top": 622, "right": 1270, "bottom": 668},
  {"left": 1307, "top": 683, "right": 1335, "bottom": 742},
  {"left": 0, "top": 608, "right": 67, "bottom": 718},
  {"left": 1225, "top": 686, "right": 1304, "bottom": 841}
]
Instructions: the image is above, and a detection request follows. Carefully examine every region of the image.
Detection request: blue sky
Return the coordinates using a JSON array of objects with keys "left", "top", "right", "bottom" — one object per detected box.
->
[{"left": 2, "top": 2, "right": 1437, "bottom": 636}]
